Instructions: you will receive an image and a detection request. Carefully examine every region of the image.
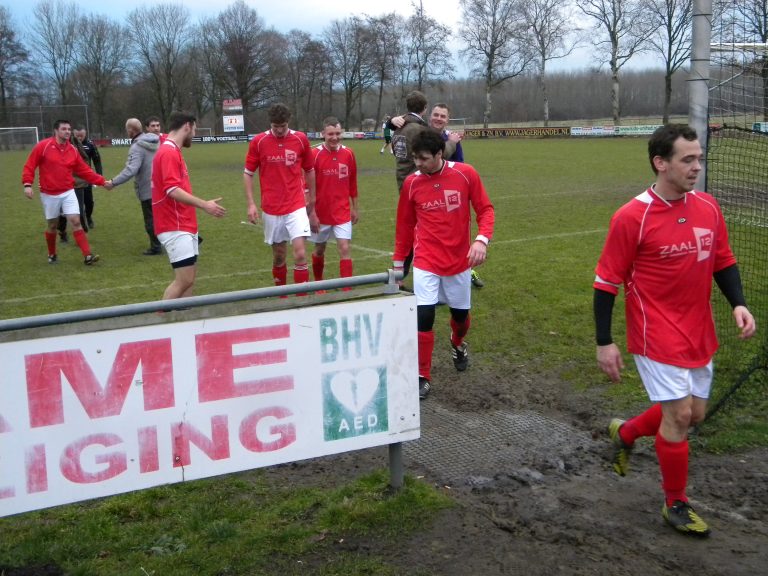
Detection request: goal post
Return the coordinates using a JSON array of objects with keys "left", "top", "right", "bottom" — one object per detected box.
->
[{"left": 0, "top": 127, "right": 39, "bottom": 150}]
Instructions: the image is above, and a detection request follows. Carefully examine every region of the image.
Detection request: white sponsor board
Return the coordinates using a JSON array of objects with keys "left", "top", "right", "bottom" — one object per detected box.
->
[
  {"left": 223, "top": 115, "right": 245, "bottom": 133},
  {"left": 0, "top": 297, "right": 420, "bottom": 517}
]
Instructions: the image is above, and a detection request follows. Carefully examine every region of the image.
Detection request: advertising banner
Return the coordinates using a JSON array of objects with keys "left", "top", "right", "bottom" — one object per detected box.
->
[
  {"left": 0, "top": 297, "right": 420, "bottom": 517},
  {"left": 223, "top": 115, "right": 245, "bottom": 133}
]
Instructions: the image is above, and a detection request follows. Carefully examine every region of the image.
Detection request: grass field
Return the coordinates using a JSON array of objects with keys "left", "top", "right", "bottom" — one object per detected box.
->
[{"left": 1, "top": 136, "right": 765, "bottom": 573}]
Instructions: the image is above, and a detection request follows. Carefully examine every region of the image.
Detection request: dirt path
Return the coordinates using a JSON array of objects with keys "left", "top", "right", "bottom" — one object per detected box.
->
[{"left": 286, "top": 354, "right": 768, "bottom": 575}]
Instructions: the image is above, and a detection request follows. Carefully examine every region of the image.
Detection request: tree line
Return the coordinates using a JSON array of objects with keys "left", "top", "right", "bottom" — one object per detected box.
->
[{"left": 0, "top": 0, "right": 765, "bottom": 137}]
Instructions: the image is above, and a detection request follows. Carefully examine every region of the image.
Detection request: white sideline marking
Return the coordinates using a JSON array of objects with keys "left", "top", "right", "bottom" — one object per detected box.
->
[{"left": 0, "top": 230, "right": 603, "bottom": 305}]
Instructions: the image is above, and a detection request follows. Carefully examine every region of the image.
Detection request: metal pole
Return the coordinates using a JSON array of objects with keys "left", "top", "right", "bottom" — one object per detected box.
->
[
  {"left": 688, "top": 0, "right": 712, "bottom": 191},
  {"left": 389, "top": 443, "right": 404, "bottom": 489}
]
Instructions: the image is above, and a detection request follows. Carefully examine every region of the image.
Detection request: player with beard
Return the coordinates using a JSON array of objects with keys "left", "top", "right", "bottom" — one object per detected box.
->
[{"left": 152, "top": 111, "right": 226, "bottom": 300}]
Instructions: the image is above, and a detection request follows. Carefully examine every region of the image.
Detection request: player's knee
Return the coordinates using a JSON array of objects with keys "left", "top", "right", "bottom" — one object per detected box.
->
[{"left": 417, "top": 305, "right": 436, "bottom": 332}]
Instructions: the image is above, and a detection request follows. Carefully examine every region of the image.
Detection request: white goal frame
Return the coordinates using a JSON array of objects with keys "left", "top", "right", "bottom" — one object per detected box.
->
[{"left": 0, "top": 126, "right": 39, "bottom": 145}]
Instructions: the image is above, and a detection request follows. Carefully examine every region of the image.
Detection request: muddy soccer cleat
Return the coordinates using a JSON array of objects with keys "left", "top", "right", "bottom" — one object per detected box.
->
[
  {"left": 470, "top": 269, "right": 484, "bottom": 288},
  {"left": 418, "top": 376, "right": 431, "bottom": 400},
  {"left": 84, "top": 254, "right": 100, "bottom": 265},
  {"left": 608, "top": 418, "right": 632, "bottom": 476},
  {"left": 662, "top": 500, "right": 711, "bottom": 536},
  {"left": 451, "top": 340, "right": 469, "bottom": 371}
]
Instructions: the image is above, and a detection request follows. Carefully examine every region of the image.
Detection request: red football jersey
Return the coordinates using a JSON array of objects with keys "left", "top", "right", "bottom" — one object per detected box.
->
[
  {"left": 394, "top": 161, "right": 495, "bottom": 276},
  {"left": 22, "top": 137, "right": 105, "bottom": 195},
  {"left": 151, "top": 140, "right": 197, "bottom": 235},
  {"left": 244, "top": 129, "right": 314, "bottom": 216},
  {"left": 313, "top": 143, "right": 358, "bottom": 225},
  {"left": 594, "top": 187, "right": 736, "bottom": 367}
]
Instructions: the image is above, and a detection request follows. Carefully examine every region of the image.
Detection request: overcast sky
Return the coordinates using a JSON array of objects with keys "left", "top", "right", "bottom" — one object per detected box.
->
[{"left": 7, "top": 0, "right": 660, "bottom": 73}]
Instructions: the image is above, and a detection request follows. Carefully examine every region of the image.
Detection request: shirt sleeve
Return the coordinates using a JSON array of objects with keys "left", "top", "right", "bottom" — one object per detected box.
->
[
  {"left": 467, "top": 166, "right": 494, "bottom": 242},
  {"left": 393, "top": 178, "right": 417, "bottom": 262},
  {"left": 244, "top": 136, "right": 260, "bottom": 175},
  {"left": 158, "top": 151, "right": 184, "bottom": 195},
  {"left": 348, "top": 150, "right": 358, "bottom": 199},
  {"left": 22, "top": 142, "right": 43, "bottom": 185},
  {"left": 712, "top": 198, "right": 737, "bottom": 272},
  {"left": 300, "top": 133, "right": 314, "bottom": 173},
  {"left": 593, "top": 207, "right": 639, "bottom": 295}
]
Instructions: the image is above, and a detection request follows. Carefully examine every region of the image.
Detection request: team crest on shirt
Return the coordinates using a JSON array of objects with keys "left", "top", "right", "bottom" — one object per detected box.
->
[
  {"left": 444, "top": 190, "right": 461, "bottom": 212},
  {"left": 285, "top": 150, "right": 297, "bottom": 166},
  {"left": 693, "top": 227, "right": 713, "bottom": 261},
  {"left": 338, "top": 163, "right": 349, "bottom": 178}
]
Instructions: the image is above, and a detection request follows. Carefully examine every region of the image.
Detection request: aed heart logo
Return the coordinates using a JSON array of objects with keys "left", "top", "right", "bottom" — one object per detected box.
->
[{"left": 322, "top": 366, "right": 388, "bottom": 441}]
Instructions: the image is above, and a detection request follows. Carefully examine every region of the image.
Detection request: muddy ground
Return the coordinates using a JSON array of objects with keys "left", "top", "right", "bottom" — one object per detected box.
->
[{"left": 282, "top": 350, "right": 768, "bottom": 576}]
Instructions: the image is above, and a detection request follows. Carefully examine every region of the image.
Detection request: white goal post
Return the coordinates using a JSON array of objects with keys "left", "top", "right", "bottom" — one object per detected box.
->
[{"left": 0, "top": 126, "right": 39, "bottom": 150}]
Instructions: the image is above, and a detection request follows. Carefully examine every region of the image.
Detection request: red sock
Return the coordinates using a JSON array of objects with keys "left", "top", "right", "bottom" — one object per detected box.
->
[
  {"left": 655, "top": 432, "right": 689, "bottom": 506},
  {"left": 417, "top": 330, "right": 435, "bottom": 381},
  {"left": 272, "top": 265, "right": 287, "bottom": 286},
  {"left": 620, "top": 403, "right": 662, "bottom": 446},
  {"left": 450, "top": 314, "right": 471, "bottom": 347},
  {"left": 45, "top": 231, "right": 56, "bottom": 256},
  {"left": 294, "top": 264, "right": 309, "bottom": 296},
  {"left": 340, "top": 258, "right": 353, "bottom": 291},
  {"left": 73, "top": 229, "right": 91, "bottom": 256},
  {"left": 312, "top": 254, "right": 324, "bottom": 281}
]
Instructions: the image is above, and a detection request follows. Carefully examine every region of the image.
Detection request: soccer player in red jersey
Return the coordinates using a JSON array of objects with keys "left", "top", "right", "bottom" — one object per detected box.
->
[
  {"left": 145, "top": 116, "right": 168, "bottom": 143},
  {"left": 594, "top": 124, "right": 755, "bottom": 536},
  {"left": 243, "top": 103, "right": 318, "bottom": 290},
  {"left": 310, "top": 117, "right": 358, "bottom": 286},
  {"left": 152, "top": 111, "right": 226, "bottom": 300},
  {"left": 22, "top": 119, "right": 111, "bottom": 265},
  {"left": 393, "top": 130, "right": 495, "bottom": 400}
]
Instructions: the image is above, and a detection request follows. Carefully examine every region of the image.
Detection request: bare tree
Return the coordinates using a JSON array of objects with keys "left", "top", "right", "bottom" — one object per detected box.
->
[
  {"left": 0, "top": 6, "right": 30, "bottom": 123},
  {"left": 284, "top": 31, "right": 331, "bottom": 130},
  {"left": 324, "top": 17, "right": 376, "bottom": 129},
  {"left": 576, "top": 0, "right": 656, "bottom": 124},
  {"left": 459, "top": 0, "right": 535, "bottom": 127},
  {"left": 192, "top": 30, "right": 227, "bottom": 131},
  {"left": 200, "top": 1, "right": 285, "bottom": 128},
  {"left": 71, "top": 14, "right": 129, "bottom": 136},
  {"left": 521, "top": 0, "right": 581, "bottom": 125},
  {"left": 646, "top": 0, "right": 692, "bottom": 124},
  {"left": 367, "top": 13, "right": 404, "bottom": 126},
  {"left": 127, "top": 4, "right": 194, "bottom": 122},
  {"left": 29, "top": 0, "right": 80, "bottom": 104},
  {"left": 402, "top": 1, "right": 454, "bottom": 93}
]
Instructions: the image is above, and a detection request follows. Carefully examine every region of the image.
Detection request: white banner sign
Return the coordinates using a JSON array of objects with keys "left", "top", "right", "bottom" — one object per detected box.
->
[
  {"left": 223, "top": 115, "right": 245, "bottom": 133},
  {"left": 0, "top": 297, "right": 420, "bottom": 517}
]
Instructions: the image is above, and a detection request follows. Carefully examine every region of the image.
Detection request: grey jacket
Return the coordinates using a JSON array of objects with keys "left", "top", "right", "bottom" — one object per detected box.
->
[{"left": 112, "top": 132, "right": 160, "bottom": 200}]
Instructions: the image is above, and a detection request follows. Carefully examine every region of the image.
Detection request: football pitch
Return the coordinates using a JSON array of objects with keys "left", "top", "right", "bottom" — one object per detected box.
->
[{"left": 0, "top": 137, "right": 649, "bottom": 388}]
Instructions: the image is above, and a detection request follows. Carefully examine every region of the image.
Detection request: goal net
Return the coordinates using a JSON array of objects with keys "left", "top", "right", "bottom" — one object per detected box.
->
[
  {"left": 705, "top": 18, "right": 768, "bottom": 421},
  {"left": 0, "top": 127, "right": 39, "bottom": 150}
]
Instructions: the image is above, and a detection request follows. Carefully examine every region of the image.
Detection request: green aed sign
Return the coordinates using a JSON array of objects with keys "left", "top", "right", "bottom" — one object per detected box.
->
[{"left": 322, "top": 366, "right": 389, "bottom": 441}]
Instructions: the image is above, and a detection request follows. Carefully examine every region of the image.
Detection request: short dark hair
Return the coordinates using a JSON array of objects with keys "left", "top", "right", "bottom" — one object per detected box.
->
[
  {"left": 53, "top": 119, "right": 70, "bottom": 130},
  {"left": 73, "top": 125, "right": 86, "bottom": 132},
  {"left": 167, "top": 111, "right": 196, "bottom": 132},
  {"left": 432, "top": 102, "right": 451, "bottom": 114},
  {"left": 648, "top": 124, "right": 698, "bottom": 174},
  {"left": 268, "top": 103, "right": 291, "bottom": 124},
  {"left": 406, "top": 91, "right": 428, "bottom": 114},
  {"left": 145, "top": 115, "right": 161, "bottom": 126},
  {"left": 411, "top": 129, "right": 445, "bottom": 156},
  {"left": 321, "top": 116, "right": 341, "bottom": 130}
]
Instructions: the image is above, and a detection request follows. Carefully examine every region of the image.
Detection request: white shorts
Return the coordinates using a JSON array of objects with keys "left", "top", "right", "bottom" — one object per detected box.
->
[
  {"left": 158, "top": 231, "right": 199, "bottom": 265},
  {"left": 41, "top": 190, "right": 79, "bottom": 220},
  {"left": 413, "top": 267, "right": 471, "bottom": 309},
  {"left": 310, "top": 221, "right": 352, "bottom": 244},
  {"left": 262, "top": 207, "right": 311, "bottom": 245},
  {"left": 634, "top": 355, "right": 714, "bottom": 402}
]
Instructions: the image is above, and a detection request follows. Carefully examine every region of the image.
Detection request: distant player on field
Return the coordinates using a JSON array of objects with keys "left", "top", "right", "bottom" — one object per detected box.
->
[
  {"left": 243, "top": 103, "right": 318, "bottom": 290},
  {"left": 310, "top": 116, "right": 359, "bottom": 286},
  {"left": 22, "top": 119, "right": 110, "bottom": 265},
  {"left": 393, "top": 130, "right": 494, "bottom": 399},
  {"left": 152, "top": 111, "right": 226, "bottom": 300},
  {"left": 594, "top": 124, "right": 755, "bottom": 536}
]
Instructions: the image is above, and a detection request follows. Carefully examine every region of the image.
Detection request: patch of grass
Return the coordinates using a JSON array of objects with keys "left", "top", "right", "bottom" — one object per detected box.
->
[{"left": 0, "top": 470, "right": 452, "bottom": 574}]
